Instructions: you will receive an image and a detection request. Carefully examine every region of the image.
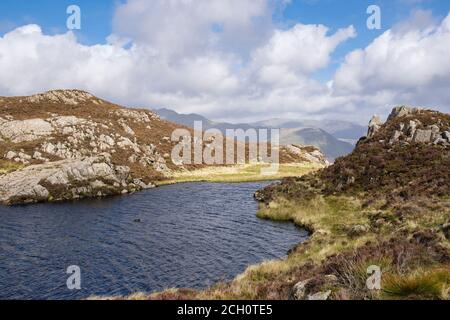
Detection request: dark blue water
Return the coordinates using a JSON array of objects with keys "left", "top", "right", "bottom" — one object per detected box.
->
[{"left": 0, "top": 181, "right": 307, "bottom": 300}]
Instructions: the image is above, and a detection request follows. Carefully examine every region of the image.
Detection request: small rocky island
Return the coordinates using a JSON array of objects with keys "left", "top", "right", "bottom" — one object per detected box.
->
[{"left": 0, "top": 90, "right": 328, "bottom": 205}]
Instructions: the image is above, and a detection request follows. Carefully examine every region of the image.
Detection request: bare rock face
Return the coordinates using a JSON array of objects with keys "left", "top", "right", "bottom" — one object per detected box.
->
[
  {"left": 0, "top": 154, "right": 138, "bottom": 205},
  {"left": 0, "top": 119, "right": 54, "bottom": 143},
  {"left": 367, "top": 115, "right": 382, "bottom": 139}
]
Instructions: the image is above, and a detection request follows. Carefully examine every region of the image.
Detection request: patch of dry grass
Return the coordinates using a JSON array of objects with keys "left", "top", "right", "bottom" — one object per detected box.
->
[
  {"left": 0, "top": 159, "right": 23, "bottom": 174},
  {"left": 158, "top": 163, "right": 323, "bottom": 185},
  {"left": 383, "top": 268, "right": 450, "bottom": 300}
]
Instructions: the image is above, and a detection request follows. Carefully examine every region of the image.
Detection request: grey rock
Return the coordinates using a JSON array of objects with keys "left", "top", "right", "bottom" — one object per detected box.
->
[
  {"left": 388, "top": 106, "right": 423, "bottom": 121},
  {"left": 429, "top": 125, "right": 440, "bottom": 134},
  {"left": 307, "top": 290, "right": 332, "bottom": 301},
  {"left": 443, "top": 131, "right": 450, "bottom": 142},
  {"left": 390, "top": 130, "right": 403, "bottom": 144},
  {"left": 0, "top": 119, "right": 53, "bottom": 143},
  {"left": 413, "top": 129, "right": 433, "bottom": 143},
  {"left": 292, "top": 279, "right": 310, "bottom": 300},
  {"left": 5, "top": 151, "right": 17, "bottom": 160},
  {"left": 284, "top": 144, "right": 329, "bottom": 166},
  {"left": 324, "top": 274, "right": 339, "bottom": 283},
  {"left": 348, "top": 224, "right": 369, "bottom": 237},
  {"left": 367, "top": 115, "right": 383, "bottom": 139},
  {"left": 0, "top": 154, "right": 134, "bottom": 205},
  {"left": 405, "top": 120, "right": 420, "bottom": 141}
]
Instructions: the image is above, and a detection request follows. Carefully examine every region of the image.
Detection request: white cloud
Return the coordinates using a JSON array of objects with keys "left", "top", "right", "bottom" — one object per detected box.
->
[
  {"left": 0, "top": 0, "right": 356, "bottom": 122},
  {"left": 252, "top": 24, "right": 355, "bottom": 74},
  {"left": 332, "top": 10, "right": 450, "bottom": 117},
  {"left": 4, "top": 2, "right": 449, "bottom": 124},
  {"left": 111, "top": 0, "right": 274, "bottom": 59}
]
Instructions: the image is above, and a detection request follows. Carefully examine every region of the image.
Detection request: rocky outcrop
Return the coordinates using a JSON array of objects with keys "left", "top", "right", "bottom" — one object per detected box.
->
[
  {"left": 0, "top": 153, "right": 154, "bottom": 205},
  {"left": 365, "top": 106, "right": 450, "bottom": 147},
  {"left": 0, "top": 118, "right": 54, "bottom": 143},
  {"left": 0, "top": 90, "right": 178, "bottom": 205},
  {"left": 261, "top": 106, "right": 450, "bottom": 205},
  {"left": 25, "top": 89, "right": 100, "bottom": 105},
  {"left": 283, "top": 144, "right": 329, "bottom": 166},
  {"left": 367, "top": 115, "right": 382, "bottom": 139},
  {"left": 387, "top": 106, "right": 425, "bottom": 121}
]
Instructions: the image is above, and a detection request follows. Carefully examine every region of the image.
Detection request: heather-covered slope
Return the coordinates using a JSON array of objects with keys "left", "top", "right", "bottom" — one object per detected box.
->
[{"left": 259, "top": 106, "right": 450, "bottom": 204}]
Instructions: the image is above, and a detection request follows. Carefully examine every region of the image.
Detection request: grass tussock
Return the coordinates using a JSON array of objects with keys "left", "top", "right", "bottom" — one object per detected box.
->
[{"left": 383, "top": 268, "right": 450, "bottom": 300}]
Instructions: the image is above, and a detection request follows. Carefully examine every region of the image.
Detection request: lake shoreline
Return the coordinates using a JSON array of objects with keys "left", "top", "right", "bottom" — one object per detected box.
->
[{"left": 1, "top": 180, "right": 309, "bottom": 300}]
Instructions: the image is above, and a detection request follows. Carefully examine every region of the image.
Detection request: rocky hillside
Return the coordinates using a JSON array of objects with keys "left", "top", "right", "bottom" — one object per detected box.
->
[
  {"left": 258, "top": 106, "right": 450, "bottom": 204},
  {"left": 0, "top": 90, "right": 327, "bottom": 205}
]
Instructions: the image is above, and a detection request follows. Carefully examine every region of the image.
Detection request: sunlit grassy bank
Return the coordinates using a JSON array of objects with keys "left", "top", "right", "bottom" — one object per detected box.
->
[{"left": 157, "top": 163, "right": 323, "bottom": 185}]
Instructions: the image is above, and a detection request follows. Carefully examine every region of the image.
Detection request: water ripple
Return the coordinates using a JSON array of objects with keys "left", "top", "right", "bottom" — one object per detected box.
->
[{"left": 0, "top": 181, "right": 308, "bottom": 300}]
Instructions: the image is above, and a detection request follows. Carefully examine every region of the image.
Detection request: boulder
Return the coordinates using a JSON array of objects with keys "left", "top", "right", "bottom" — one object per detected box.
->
[
  {"left": 413, "top": 129, "right": 433, "bottom": 143},
  {"left": 284, "top": 144, "right": 329, "bottom": 166},
  {"left": 292, "top": 279, "right": 310, "bottom": 300},
  {"left": 347, "top": 224, "right": 369, "bottom": 237}
]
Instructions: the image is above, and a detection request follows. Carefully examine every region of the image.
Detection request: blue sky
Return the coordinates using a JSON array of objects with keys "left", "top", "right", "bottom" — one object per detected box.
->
[
  {"left": 1, "top": 0, "right": 449, "bottom": 56},
  {"left": 1, "top": 1, "right": 448, "bottom": 47},
  {"left": 1, "top": 0, "right": 450, "bottom": 122},
  {"left": 0, "top": 0, "right": 116, "bottom": 44}
]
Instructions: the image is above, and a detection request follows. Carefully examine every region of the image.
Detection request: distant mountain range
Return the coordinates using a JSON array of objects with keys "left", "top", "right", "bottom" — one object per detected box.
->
[
  {"left": 154, "top": 108, "right": 366, "bottom": 160},
  {"left": 279, "top": 128, "right": 354, "bottom": 160}
]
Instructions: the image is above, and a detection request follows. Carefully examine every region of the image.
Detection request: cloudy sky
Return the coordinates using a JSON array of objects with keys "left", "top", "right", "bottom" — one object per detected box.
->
[{"left": 1, "top": 0, "right": 450, "bottom": 124}]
